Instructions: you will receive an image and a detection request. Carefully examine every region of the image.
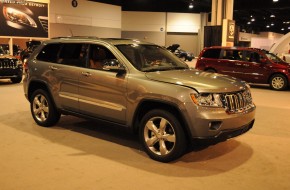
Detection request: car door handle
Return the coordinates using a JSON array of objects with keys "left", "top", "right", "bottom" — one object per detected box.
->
[
  {"left": 235, "top": 63, "right": 241, "bottom": 66},
  {"left": 81, "top": 72, "right": 92, "bottom": 77},
  {"left": 49, "top": 65, "right": 58, "bottom": 70}
]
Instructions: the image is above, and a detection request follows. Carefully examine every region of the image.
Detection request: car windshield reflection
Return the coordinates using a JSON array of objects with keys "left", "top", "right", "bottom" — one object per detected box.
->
[{"left": 116, "top": 44, "right": 189, "bottom": 72}]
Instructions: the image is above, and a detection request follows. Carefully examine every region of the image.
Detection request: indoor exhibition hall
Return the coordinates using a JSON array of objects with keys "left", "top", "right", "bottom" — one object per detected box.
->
[{"left": 0, "top": 0, "right": 290, "bottom": 189}]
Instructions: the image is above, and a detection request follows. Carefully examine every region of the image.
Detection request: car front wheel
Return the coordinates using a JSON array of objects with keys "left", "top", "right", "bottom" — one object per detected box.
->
[
  {"left": 30, "top": 89, "right": 61, "bottom": 127},
  {"left": 139, "top": 109, "right": 186, "bottom": 162},
  {"left": 270, "top": 74, "right": 288, "bottom": 91}
]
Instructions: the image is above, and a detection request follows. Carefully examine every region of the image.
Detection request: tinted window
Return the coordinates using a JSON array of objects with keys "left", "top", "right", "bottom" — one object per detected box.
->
[
  {"left": 58, "top": 43, "right": 88, "bottom": 67},
  {"left": 202, "top": 49, "right": 221, "bottom": 59},
  {"left": 89, "top": 44, "right": 117, "bottom": 70},
  {"left": 222, "top": 49, "right": 243, "bottom": 60},
  {"left": 37, "top": 44, "right": 61, "bottom": 63},
  {"left": 244, "top": 51, "right": 262, "bottom": 63}
]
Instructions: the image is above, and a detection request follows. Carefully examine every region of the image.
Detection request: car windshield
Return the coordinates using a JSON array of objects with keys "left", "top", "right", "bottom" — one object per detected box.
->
[
  {"left": 264, "top": 50, "right": 284, "bottom": 63},
  {"left": 116, "top": 44, "right": 189, "bottom": 72}
]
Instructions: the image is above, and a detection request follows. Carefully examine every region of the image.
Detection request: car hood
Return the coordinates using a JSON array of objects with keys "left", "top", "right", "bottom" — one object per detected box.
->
[
  {"left": 0, "top": 54, "right": 17, "bottom": 59},
  {"left": 145, "top": 69, "right": 247, "bottom": 93}
]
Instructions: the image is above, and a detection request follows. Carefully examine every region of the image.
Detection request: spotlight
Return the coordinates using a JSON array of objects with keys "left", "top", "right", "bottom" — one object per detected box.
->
[{"left": 189, "top": 3, "right": 194, "bottom": 9}]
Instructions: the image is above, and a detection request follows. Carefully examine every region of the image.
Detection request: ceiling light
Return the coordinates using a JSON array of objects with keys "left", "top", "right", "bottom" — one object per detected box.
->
[
  {"left": 251, "top": 18, "right": 255, "bottom": 22},
  {"left": 189, "top": 3, "right": 194, "bottom": 9},
  {"left": 281, "top": 28, "right": 284, "bottom": 31},
  {"left": 273, "top": 0, "right": 279, "bottom": 2},
  {"left": 271, "top": 23, "right": 274, "bottom": 26},
  {"left": 247, "top": 22, "right": 251, "bottom": 25},
  {"left": 266, "top": 25, "right": 270, "bottom": 28},
  {"left": 270, "top": 14, "right": 275, "bottom": 18}
]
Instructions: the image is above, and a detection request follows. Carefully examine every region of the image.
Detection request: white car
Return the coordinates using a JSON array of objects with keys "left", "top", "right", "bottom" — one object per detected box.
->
[{"left": 282, "top": 53, "right": 290, "bottom": 63}]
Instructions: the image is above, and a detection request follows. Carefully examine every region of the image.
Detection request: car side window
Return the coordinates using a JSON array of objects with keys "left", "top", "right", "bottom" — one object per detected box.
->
[
  {"left": 221, "top": 50, "right": 242, "bottom": 60},
  {"left": 57, "top": 43, "right": 88, "bottom": 67},
  {"left": 202, "top": 49, "right": 221, "bottom": 59},
  {"left": 88, "top": 45, "right": 118, "bottom": 70},
  {"left": 244, "top": 51, "right": 261, "bottom": 63},
  {"left": 36, "top": 44, "right": 61, "bottom": 63}
]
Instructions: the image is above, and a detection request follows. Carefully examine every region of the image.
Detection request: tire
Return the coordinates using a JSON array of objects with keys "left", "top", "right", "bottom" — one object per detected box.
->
[
  {"left": 178, "top": 55, "right": 187, "bottom": 61},
  {"left": 11, "top": 75, "right": 22, "bottom": 83},
  {"left": 139, "top": 109, "right": 187, "bottom": 162},
  {"left": 30, "top": 89, "right": 61, "bottom": 127},
  {"left": 205, "top": 68, "right": 216, "bottom": 73},
  {"left": 270, "top": 74, "right": 288, "bottom": 91},
  {"left": 187, "top": 57, "right": 193, "bottom": 61}
]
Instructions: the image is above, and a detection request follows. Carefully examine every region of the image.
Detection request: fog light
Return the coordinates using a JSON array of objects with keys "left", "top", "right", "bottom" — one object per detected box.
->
[{"left": 209, "top": 121, "right": 222, "bottom": 130}]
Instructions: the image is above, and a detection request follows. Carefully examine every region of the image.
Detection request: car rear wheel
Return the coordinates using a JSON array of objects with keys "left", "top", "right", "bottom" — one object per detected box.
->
[
  {"left": 30, "top": 89, "right": 61, "bottom": 127},
  {"left": 205, "top": 68, "right": 216, "bottom": 73},
  {"left": 270, "top": 74, "right": 288, "bottom": 91},
  {"left": 139, "top": 109, "right": 186, "bottom": 162}
]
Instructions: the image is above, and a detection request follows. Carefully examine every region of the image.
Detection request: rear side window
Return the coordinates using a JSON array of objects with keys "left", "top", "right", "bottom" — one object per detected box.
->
[
  {"left": 202, "top": 49, "right": 221, "bottom": 59},
  {"left": 36, "top": 43, "right": 61, "bottom": 62},
  {"left": 58, "top": 43, "right": 88, "bottom": 67},
  {"left": 222, "top": 49, "right": 243, "bottom": 60}
]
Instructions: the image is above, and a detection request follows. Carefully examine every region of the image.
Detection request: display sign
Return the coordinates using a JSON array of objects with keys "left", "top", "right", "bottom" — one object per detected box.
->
[
  {"left": 0, "top": 1, "right": 48, "bottom": 38},
  {"left": 227, "top": 20, "right": 235, "bottom": 42}
]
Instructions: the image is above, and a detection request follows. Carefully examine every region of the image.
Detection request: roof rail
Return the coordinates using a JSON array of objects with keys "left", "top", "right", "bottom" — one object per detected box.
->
[{"left": 51, "top": 36, "right": 99, "bottom": 39}]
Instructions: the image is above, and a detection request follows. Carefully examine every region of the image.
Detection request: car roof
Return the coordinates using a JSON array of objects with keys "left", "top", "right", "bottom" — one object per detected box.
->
[
  {"left": 46, "top": 36, "right": 154, "bottom": 46},
  {"left": 204, "top": 46, "right": 266, "bottom": 52}
]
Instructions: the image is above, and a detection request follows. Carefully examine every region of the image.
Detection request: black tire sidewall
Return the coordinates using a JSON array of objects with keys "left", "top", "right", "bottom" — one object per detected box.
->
[
  {"left": 270, "top": 74, "right": 288, "bottom": 91},
  {"left": 30, "top": 89, "right": 60, "bottom": 127},
  {"left": 139, "top": 109, "right": 186, "bottom": 162}
]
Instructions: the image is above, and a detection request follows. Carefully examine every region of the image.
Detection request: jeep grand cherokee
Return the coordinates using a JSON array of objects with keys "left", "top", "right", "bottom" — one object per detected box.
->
[
  {"left": 0, "top": 45, "right": 23, "bottom": 83},
  {"left": 23, "top": 37, "right": 256, "bottom": 162}
]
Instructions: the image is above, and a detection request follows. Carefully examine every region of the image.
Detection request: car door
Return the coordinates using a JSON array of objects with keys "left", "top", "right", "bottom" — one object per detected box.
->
[
  {"left": 217, "top": 49, "right": 241, "bottom": 78},
  {"left": 35, "top": 43, "right": 87, "bottom": 112},
  {"left": 78, "top": 44, "right": 127, "bottom": 124},
  {"left": 234, "top": 50, "right": 270, "bottom": 83}
]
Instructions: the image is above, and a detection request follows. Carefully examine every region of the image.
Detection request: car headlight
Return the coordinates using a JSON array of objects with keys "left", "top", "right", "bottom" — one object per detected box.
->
[
  {"left": 3, "top": 6, "right": 37, "bottom": 28},
  {"left": 191, "top": 93, "right": 223, "bottom": 107}
]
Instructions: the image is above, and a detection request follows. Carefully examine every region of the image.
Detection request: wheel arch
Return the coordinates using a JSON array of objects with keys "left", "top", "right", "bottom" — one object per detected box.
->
[
  {"left": 204, "top": 67, "right": 217, "bottom": 72},
  {"left": 268, "top": 72, "right": 289, "bottom": 85},
  {"left": 28, "top": 80, "right": 52, "bottom": 102},
  {"left": 132, "top": 99, "right": 192, "bottom": 142}
]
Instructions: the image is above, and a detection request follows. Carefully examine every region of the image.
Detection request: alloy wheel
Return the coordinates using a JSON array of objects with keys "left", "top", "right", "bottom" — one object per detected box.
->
[
  {"left": 143, "top": 117, "right": 176, "bottom": 156},
  {"left": 33, "top": 94, "right": 49, "bottom": 122}
]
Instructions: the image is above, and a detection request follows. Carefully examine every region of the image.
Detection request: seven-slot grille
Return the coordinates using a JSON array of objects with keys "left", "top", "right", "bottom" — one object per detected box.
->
[
  {"left": 221, "top": 90, "right": 253, "bottom": 113},
  {"left": 0, "top": 59, "right": 17, "bottom": 69}
]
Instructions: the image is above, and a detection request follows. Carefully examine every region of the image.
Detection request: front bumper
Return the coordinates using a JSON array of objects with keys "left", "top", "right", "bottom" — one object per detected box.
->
[{"left": 183, "top": 102, "right": 256, "bottom": 140}]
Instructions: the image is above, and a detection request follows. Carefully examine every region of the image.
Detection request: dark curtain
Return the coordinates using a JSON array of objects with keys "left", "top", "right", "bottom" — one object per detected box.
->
[{"left": 204, "top": 26, "right": 222, "bottom": 48}]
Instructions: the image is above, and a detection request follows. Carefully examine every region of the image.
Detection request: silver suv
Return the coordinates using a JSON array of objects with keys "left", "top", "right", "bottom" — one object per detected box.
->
[{"left": 23, "top": 37, "right": 256, "bottom": 162}]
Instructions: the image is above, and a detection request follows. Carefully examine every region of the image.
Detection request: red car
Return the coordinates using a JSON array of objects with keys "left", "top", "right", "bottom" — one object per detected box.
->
[{"left": 195, "top": 46, "right": 290, "bottom": 90}]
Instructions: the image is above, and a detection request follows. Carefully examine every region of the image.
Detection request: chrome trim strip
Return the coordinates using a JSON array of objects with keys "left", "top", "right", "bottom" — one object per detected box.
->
[
  {"left": 79, "top": 98, "right": 124, "bottom": 111},
  {"left": 59, "top": 93, "right": 78, "bottom": 101},
  {"left": 59, "top": 92, "right": 125, "bottom": 111}
]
